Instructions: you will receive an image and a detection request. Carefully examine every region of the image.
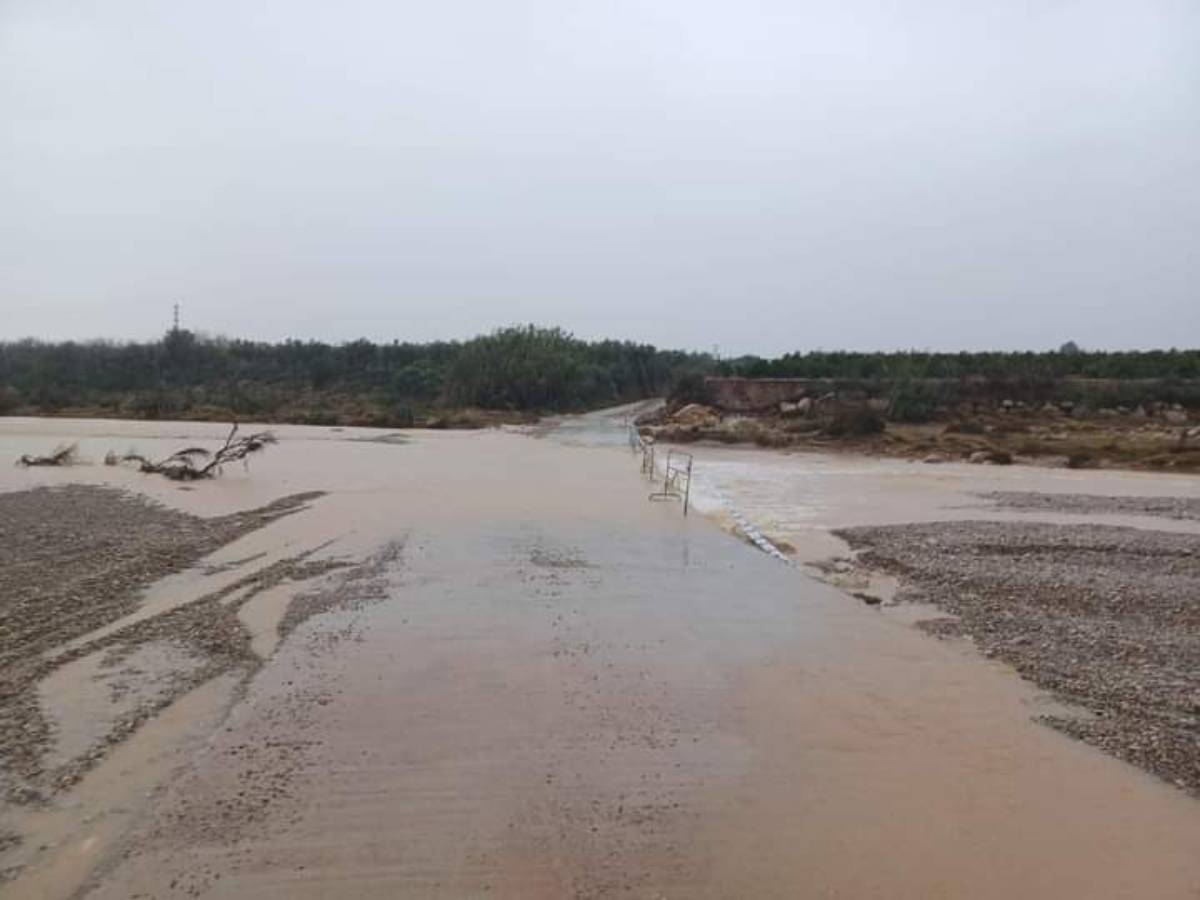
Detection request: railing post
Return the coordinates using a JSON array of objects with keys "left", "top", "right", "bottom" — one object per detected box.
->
[
  {"left": 683, "top": 456, "right": 692, "bottom": 516},
  {"left": 634, "top": 437, "right": 692, "bottom": 517}
]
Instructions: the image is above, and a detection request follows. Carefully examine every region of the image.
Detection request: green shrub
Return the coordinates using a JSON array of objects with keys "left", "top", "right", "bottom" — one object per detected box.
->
[
  {"left": 826, "top": 406, "right": 885, "bottom": 437},
  {"left": 887, "top": 379, "right": 940, "bottom": 423},
  {"left": 0, "top": 386, "right": 21, "bottom": 415}
]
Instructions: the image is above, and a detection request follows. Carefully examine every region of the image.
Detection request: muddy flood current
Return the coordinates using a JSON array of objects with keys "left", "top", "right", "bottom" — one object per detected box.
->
[{"left": 1, "top": 413, "right": 1199, "bottom": 899}]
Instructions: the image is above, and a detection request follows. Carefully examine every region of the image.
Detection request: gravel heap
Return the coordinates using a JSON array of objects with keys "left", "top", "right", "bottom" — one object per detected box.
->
[
  {"left": 836, "top": 520, "right": 1200, "bottom": 794},
  {"left": 980, "top": 491, "right": 1200, "bottom": 522}
]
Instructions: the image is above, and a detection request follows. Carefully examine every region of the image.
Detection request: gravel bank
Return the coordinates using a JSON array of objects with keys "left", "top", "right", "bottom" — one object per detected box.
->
[
  {"left": 980, "top": 491, "right": 1200, "bottom": 521},
  {"left": 836, "top": 520, "right": 1200, "bottom": 794},
  {"left": 0, "top": 485, "right": 324, "bottom": 806}
]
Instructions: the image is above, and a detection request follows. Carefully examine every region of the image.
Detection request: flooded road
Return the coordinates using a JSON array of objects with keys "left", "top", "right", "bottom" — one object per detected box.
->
[
  {"left": 2, "top": 418, "right": 1199, "bottom": 898},
  {"left": 679, "top": 441, "right": 1200, "bottom": 563}
]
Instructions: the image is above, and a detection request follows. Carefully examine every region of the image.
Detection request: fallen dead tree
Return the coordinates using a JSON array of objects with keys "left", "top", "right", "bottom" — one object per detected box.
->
[
  {"left": 16, "top": 444, "right": 80, "bottom": 467},
  {"left": 107, "top": 424, "right": 276, "bottom": 481}
]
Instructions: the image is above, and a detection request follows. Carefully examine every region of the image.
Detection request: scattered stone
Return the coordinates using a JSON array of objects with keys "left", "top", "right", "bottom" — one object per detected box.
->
[{"left": 778, "top": 397, "right": 812, "bottom": 417}]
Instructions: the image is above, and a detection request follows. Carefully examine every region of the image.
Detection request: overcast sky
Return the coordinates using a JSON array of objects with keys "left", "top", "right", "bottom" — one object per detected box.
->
[{"left": 2, "top": 1, "right": 1197, "bottom": 355}]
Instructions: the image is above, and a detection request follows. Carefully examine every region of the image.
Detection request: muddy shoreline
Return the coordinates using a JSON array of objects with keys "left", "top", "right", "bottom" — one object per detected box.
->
[
  {"left": 837, "top": 512, "right": 1200, "bottom": 795},
  {"left": 641, "top": 400, "right": 1200, "bottom": 473}
]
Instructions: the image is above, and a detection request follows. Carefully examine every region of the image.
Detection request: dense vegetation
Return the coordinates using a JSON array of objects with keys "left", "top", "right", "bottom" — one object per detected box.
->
[
  {"left": 713, "top": 347, "right": 1200, "bottom": 421},
  {"left": 2, "top": 327, "right": 1196, "bottom": 427},
  {"left": 719, "top": 347, "right": 1200, "bottom": 381},
  {"left": 0, "top": 326, "right": 708, "bottom": 425}
]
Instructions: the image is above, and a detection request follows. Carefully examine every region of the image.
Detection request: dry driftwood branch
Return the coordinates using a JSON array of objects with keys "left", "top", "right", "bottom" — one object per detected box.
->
[
  {"left": 16, "top": 443, "right": 80, "bottom": 467},
  {"left": 108, "top": 424, "right": 276, "bottom": 481}
]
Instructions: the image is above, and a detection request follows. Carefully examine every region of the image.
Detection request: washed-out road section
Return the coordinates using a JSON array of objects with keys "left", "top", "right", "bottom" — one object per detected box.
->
[{"left": 0, "top": 417, "right": 1198, "bottom": 899}]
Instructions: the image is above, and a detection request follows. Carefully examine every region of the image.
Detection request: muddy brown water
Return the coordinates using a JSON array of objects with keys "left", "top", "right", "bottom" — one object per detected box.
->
[
  {"left": 1, "top": 417, "right": 1199, "bottom": 898},
  {"left": 679, "top": 440, "right": 1200, "bottom": 562}
]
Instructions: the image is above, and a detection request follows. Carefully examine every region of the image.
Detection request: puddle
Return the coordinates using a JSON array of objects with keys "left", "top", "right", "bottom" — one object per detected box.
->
[
  {"left": 38, "top": 642, "right": 205, "bottom": 770},
  {"left": 348, "top": 433, "right": 410, "bottom": 445},
  {"left": 238, "top": 581, "right": 304, "bottom": 659},
  {"left": 4, "top": 675, "right": 239, "bottom": 899}
]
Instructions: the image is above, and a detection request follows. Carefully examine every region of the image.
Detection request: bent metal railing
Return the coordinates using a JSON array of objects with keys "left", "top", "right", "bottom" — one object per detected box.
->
[
  {"left": 628, "top": 424, "right": 692, "bottom": 516},
  {"left": 649, "top": 448, "right": 693, "bottom": 516}
]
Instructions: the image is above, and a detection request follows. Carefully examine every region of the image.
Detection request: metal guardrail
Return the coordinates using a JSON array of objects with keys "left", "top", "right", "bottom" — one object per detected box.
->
[
  {"left": 629, "top": 424, "right": 691, "bottom": 515},
  {"left": 628, "top": 424, "right": 653, "bottom": 475},
  {"left": 649, "top": 448, "right": 693, "bottom": 516},
  {"left": 629, "top": 427, "right": 788, "bottom": 554}
]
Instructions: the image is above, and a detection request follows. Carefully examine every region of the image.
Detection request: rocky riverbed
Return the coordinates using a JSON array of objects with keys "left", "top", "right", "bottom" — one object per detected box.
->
[{"left": 837, "top": 518, "right": 1200, "bottom": 795}]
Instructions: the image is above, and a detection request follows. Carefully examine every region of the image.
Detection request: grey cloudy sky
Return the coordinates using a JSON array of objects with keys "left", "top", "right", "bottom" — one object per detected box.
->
[{"left": 2, "top": 1, "right": 1197, "bottom": 355}]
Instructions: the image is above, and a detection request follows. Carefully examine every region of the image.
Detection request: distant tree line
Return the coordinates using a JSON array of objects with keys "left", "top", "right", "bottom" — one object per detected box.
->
[
  {"left": 2, "top": 326, "right": 1196, "bottom": 425},
  {"left": 719, "top": 347, "right": 1200, "bottom": 381},
  {"left": 0, "top": 326, "right": 709, "bottom": 424},
  {"left": 710, "top": 345, "right": 1200, "bottom": 421}
]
